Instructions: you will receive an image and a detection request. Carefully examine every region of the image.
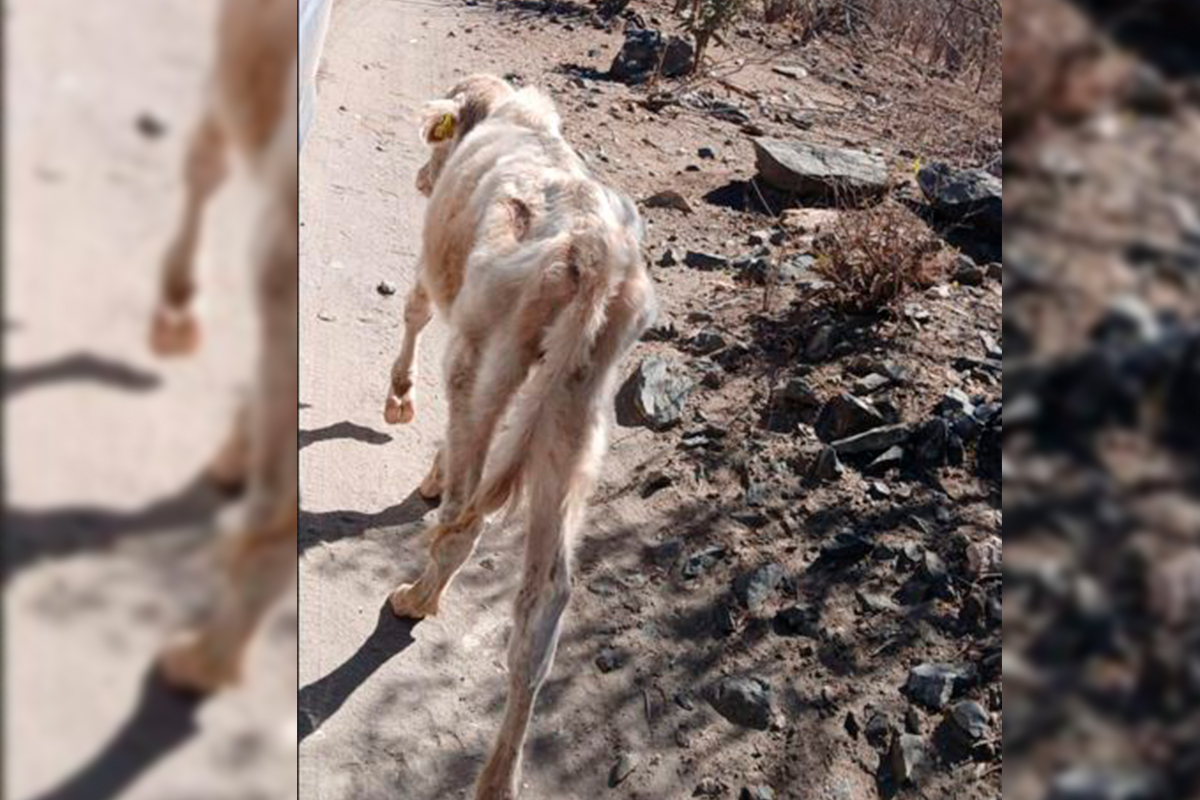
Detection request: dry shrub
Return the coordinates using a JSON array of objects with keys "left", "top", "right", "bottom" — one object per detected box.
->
[
  {"left": 810, "top": 200, "right": 946, "bottom": 313},
  {"left": 764, "top": 0, "right": 1001, "bottom": 87}
]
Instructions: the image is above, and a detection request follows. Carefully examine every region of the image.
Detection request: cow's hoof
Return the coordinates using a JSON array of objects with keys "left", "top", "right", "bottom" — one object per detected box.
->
[
  {"left": 384, "top": 393, "right": 415, "bottom": 425},
  {"left": 158, "top": 631, "right": 236, "bottom": 695},
  {"left": 151, "top": 305, "right": 200, "bottom": 357},
  {"left": 474, "top": 761, "right": 520, "bottom": 800},
  {"left": 389, "top": 583, "right": 436, "bottom": 620},
  {"left": 418, "top": 463, "right": 442, "bottom": 502}
]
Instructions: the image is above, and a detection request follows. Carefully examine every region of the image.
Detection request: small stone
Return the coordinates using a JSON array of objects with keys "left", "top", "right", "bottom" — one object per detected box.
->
[
  {"left": 135, "top": 112, "right": 168, "bottom": 139},
  {"left": 889, "top": 733, "right": 930, "bottom": 786},
  {"left": 948, "top": 700, "right": 989, "bottom": 741},
  {"left": 644, "top": 189, "right": 694, "bottom": 214},
  {"left": 376, "top": 280, "right": 397, "bottom": 296},
  {"left": 698, "top": 146, "right": 716, "bottom": 159},
  {"left": 693, "top": 777, "right": 728, "bottom": 797},
  {"left": 867, "top": 445, "right": 905, "bottom": 472},
  {"left": 805, "top": 324, "right": 836, "bottom": 361},
  {"left": 617, "top": 356, "right": 694, "bottom": 430},
  {"left": 815, "top": 394, "right": 885, "bottom": 442},
  {"left": 733, "top": 563, "right": 785, "bottom": 614},
  {"left": 608, "top": 752, "right": 640, "bottom": 787},
  {"left": 864, "top": 712, "right": 892, "bottom": 748},
  {"left": 905, "top": 663, "right": 974, "bottom": 710},
  {"left": 689, "top": 330, "right": 727, "bottom": 355},
  {"left": 596, "top": 646, "right": 627, "bottom": 673},
  {"left": 778, "top": 377, "right": 820, "bottom": 409},
  {"left": 952, "top": 255, "right": 985, "bottom": 286},
  {"left": 773, "top": 604, "right": 817, "bottom": 637},
  {"left": 710, "top": 676, "right": 774, "bottom": 730},
  {"left": 1048, "top": 767, "right": 1161, "bottom": 800},
  {"left": 740, "top": 787, "right": 775, "bottom": 800},
  {"left": 658, "top": 248, "right": 683, "bottom": 267},
  {"left": 684, "top": 251, "right": 730, "bottom": 270},
  {"left": 817, "top": 531, "right": 874, "bottom": 566},
  {"left": 808, "top": 446, "right": 844, "bottom": 483},
  {"left": 853, "top": 373, "right": 891, "bottom": 395},
  {"left": 830, "top": 423, "right": 911, "bottom": 455},
  {"left": 682, "top": 545, "right": 727, "bottom": 579},
  {"left": 966, "top": 537, "right": 1002, "bottom": 577}
]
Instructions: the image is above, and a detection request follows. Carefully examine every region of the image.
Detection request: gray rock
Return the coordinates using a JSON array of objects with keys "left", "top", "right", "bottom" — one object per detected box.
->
[
  {"left": 917, "top": 162, "right": 1002, "bottom": 233},
  {"left": 815, "top": 394, "right": 885, "bottom": 442},
  {"left": 864, "top": 712, "right": 893, "bottom": 748},
  {"left": 644, "top": 189, "right": 694, "bottom": 214},
  {"left": 773, "top": 604, "right": 817, "bottom": 637},
  {"left": 905, "top": 663, "right": 973, "bottom": 710},
  {"left": 808, "top": 446, "right": 844, "bottom": 482},
  {"left": 753, "top": 138, "right": 889, "bottom": 198},
  {"left": 952, "top": 255, "right": 985, "bottom": 286},
  {"left": 710, "top": 676, "right": 775, "bottom": 730},
  {"left": 817, "top": 531, "right": 874, "bottom": 565},
  {"left": 377, "top": 280, "right": 398, "bottom": 296},
  {"left": 682, "top": 545, "right": 727, "bottom": 579},
  {"left": 867, "top": 445, "right": 905, "bottom": 471},
  {"left": 805, "top": 324, "right": 836, "bottom": 361},
  {"left": 740, "top": 787, "right": 775, "bottom": 800},
  {"left": 658, "top": 248, "right": 683, "bottom": 267},
  {"left": 777, "top": 377, "right": 819, "bottom": 409},
  {"left": 689, "top": 329, "right": 727, "bottom": 355},
  {"left": 610, "top": 28, "right": 694, "bottom": 82},
  {"left": 608, "top": 752, "right": 640, "bottom": 787},
  {"left": 733, "top": 563, "right": 785, "bottom": 614},
  {"left": 596, "top": 646, "right": 628, "bottom": 673},
  {"left": 948, "top": 700, "right": 989, "bottom": 741},
  {"left": 684, "top": 250, "right": 730, "bottom": 270},
  {"left": 830, "top": 423, "right": 911, "bottom": 455},
  {"left": 1048, "top": 768, "right": 1161, "bottom": 800},
  {"left": 693, "top": 778, "right": 729, "bottom": 797},
  {"left": 889, "top": 733, "right": 930, "bottom": 786},
  {"left": 618, "top": 356, "right": 694, "bottom": 430},
  {"left": 853, "top": 373, "right": 892, "bottom": 395}
]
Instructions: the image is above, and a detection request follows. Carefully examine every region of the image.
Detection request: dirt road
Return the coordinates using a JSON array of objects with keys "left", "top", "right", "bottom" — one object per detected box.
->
[
  {"left": 297, "top": 3, "right": 666, "bottom": 799},
  {"left": 5, "top": 1, "right": 297, "bottom": 799}
]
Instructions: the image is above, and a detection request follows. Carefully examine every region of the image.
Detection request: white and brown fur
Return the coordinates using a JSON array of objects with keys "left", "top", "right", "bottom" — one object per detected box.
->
[
  {"left": 383, "top": 75, "right": 657, "bottom": 799},
  {"left": 149, "top": 0, "right": 304, "bottom": 693}
]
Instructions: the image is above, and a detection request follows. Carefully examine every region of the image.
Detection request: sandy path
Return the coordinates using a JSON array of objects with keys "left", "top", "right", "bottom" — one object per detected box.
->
[{"left": 5, "top": 1, "right": 297, "bottom": 799}]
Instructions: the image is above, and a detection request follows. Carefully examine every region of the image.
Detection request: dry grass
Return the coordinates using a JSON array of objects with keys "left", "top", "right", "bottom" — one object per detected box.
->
[
  {"left": 810, "top": 199, "right": 947, "bottom": 313},
  {"left": 756, "top": 0, "right": 1001, "bottom": 87}
]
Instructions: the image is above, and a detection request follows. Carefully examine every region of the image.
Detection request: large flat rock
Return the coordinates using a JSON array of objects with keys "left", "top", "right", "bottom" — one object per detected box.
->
[{"left": 753, "top": 138, "right": 889, "bottom": 198}]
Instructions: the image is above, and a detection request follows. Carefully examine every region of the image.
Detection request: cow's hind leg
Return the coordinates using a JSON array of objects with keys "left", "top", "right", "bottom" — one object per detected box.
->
[
  {"left": 473, "top": 415, "right": 598, "bottom": 800},
  {"left": 391, "top": 333, "right": 535, "bottom": 619},
  {"left": 151, "top": 109, "right": 229, "bottom": 357}
]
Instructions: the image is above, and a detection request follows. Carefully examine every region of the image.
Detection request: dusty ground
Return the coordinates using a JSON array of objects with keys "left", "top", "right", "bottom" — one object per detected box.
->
[
  {"left": 301, "top": 1, "right": 1000, "bottom": 799},
  {"left": 5, "top": 1, "right": 296, "bottom": 798}
]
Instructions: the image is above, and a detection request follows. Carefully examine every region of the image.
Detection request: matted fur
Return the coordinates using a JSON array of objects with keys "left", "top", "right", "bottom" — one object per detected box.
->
[{"left": 384, "top": 74, "right": 656, "bottom": 800}]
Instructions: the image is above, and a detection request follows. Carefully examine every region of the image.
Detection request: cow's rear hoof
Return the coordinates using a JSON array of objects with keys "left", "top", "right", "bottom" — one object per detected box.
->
[
  {"left": 384, "top": 393, "right": 415, "bottom": 425},
  {"left": 389, "top": 583, "right": 436, "bottom": 620},
  {"left": 151, "top": 306, "right": 200, "bottom": 357},
  {"left": 158, "top": 631, "right": 237, "bottom": 695}
]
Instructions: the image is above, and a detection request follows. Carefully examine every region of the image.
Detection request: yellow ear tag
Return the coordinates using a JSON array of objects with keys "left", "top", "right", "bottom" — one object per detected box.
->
[{"left": 432, "top": 113, "right": 456, "bottom": 142}]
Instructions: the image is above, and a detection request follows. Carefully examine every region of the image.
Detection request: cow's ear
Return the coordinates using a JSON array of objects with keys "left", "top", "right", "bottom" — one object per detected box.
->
[{"left": 419, "top": 100, "right": 459, "bottom": 144}]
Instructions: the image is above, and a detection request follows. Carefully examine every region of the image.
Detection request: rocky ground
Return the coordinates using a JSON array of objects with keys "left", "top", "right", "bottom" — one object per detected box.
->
[
  {"left": 1003, "top": 2, "right": 1200, "bottom": 799},
  {"left": 302, "top": 0, "right": 1001, "bottom": 798}
]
